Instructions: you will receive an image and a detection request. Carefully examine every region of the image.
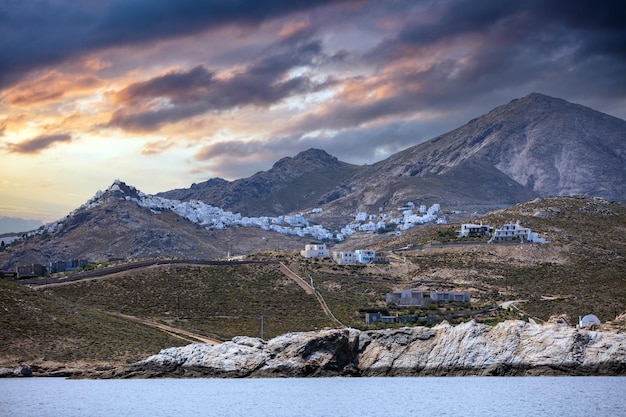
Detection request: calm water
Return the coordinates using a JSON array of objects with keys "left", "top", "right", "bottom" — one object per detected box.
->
[{"left": 1, "top": 377, "right": 625, "bottom": 417}]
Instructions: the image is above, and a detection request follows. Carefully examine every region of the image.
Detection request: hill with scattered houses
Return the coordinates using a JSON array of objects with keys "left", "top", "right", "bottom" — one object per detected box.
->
[
  {"left": 2, "top": 93, "right": 626, "bottom": 272},
  {"left": 1, "top": 196, "right": 625, "bottom": 377}
]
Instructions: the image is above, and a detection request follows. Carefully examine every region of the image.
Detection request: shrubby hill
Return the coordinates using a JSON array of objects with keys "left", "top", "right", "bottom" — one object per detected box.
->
[{"left": 1, "top": 196, "right": 624, "bottom": 375}]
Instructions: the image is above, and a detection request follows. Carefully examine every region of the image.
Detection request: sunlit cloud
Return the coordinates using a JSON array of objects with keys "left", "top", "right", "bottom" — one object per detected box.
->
[
  {"left": 0, "top": 0, "right": 624, "bottom": 220},
  {"left": 2, "top": 71, "right": 102, "bottom": 106},
  {"left": 6, "top": 133, "right": 73, "bottom": 154}
]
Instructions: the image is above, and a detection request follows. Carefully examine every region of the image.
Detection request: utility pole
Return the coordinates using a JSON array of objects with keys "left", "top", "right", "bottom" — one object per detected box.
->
[{"left": 260, "top": 315, "right": 265, "bottom": 340}]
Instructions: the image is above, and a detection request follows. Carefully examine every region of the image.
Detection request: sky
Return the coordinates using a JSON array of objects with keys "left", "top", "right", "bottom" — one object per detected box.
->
[{"left": 1, "top": 0, "right": 625, "bottom": 230}]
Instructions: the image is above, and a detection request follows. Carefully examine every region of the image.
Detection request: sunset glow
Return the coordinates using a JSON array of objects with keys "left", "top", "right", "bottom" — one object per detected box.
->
[{"left": 1, "top": 0, "right": 624, "bottom": 228}]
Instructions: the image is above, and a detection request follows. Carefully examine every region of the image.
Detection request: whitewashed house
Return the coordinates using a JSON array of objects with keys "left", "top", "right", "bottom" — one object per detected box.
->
[
  {"left": 355, "top": 249, "right": 376, "bottom": 263},
  {"left": 489, "top": 221, "right": 547, "bottom": 243},
  {"left": 301, "top": 244, "right": 330, "bottom": 259},
  {"left": 355, "top": 212, "right": 368, "bottom": 222},
  {"left": 457, "top": 222, "right": 494, "bottom": 238},
  {"left": 332, "top": 251, "right": 356, "bottom": 265}
]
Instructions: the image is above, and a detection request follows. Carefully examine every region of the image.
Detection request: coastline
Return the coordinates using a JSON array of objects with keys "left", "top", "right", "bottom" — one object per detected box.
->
[{"left": 4, "top": 319, "right": 625, "bottom": 378}]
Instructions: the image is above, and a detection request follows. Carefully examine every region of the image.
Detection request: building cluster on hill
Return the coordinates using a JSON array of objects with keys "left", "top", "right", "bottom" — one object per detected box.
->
[
  {"left": 300, "top": 244, "right": 389, "bottom": 265},
  {"left": 7, "top": 180, "right": 446, "bottom": 250},
  {"left": 365, "top": 289, "right": 472, "bottom": 325},
  {"left": 457, "top": 221, "right": 547, "bottom": 243},
  {"left": 340, "top": 203, "right": 444, "bottom": 237}
]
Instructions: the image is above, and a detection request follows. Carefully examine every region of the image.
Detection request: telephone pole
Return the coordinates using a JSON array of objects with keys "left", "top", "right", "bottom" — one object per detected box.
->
[{"left": 260, "top": 315, "right": 265, "bottom": 340}]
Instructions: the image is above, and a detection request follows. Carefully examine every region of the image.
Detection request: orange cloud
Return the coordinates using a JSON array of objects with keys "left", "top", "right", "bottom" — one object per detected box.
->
[
  {"left": 3, "top": 71, "right": 102, "bottom": 106},
  {"left": 278, "top": 19, "right": 311, "bottom": 38},
  {"left": 83, "top": 57, "right": 113, "bottom": 71},
  {"left": 141, "top": 139, "right": 176, "bottom": 156}
]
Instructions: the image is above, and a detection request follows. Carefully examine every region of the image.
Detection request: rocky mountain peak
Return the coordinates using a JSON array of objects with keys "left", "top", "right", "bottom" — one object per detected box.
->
[
  {"left": 272, "top": 148, "right": 342, "bottom": 171},
  {"left": 342, "top": 92, "right": 626, "bottom": 212}
]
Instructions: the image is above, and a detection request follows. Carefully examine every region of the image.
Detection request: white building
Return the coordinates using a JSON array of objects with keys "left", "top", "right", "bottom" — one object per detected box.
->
[
  {"left": 332, "top": 249, "right": 377, "bottom": 265},
  {"left": 355, "top": 249, "right": 376, "bottom": 264},
  {"left": 457, "top": 222, "right": 494, "bottom": 238},
  {"left": 489, "top": 221, "right": 547, "bottom": 243},
  {"left": 301, "top": 244, "right": 330, "bottom": 258},
  {"left": 332, "top": 251, "right": 356, "bottom": 265},
  {"left": 355, "top": 212, "right": 368, "bottom": 222}
]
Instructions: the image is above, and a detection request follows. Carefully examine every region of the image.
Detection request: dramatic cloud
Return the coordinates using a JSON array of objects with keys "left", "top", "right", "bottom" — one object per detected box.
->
[
  {"left": 7, "top": 133, "right": 73, "bottom": 154},
  {"left": 2, "top": 71, "right": 102, "bottom": 106},
  {"left": 108, "top": 41, "right": 332, "bottom": 131},
  {"left": 1, "top": 0, "right": 625, "bottom": 220},
  {"left": 0, "top": 0, "right": 352, "bottom": 88}
]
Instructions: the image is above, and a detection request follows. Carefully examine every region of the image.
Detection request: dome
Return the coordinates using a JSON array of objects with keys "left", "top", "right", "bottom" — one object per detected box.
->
[{"left": 579, "top": 314, "right": 601, "bottom": 327}]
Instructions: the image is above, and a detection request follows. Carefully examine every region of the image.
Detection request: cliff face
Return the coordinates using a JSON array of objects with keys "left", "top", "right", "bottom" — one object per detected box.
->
[{"left": 118, "top": 320, "right": 626, "bottom": 378}]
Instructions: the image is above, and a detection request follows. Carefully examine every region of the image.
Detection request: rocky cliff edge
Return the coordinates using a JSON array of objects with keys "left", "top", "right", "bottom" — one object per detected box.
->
[{"left": 111, "top": 320, "right": 625, "bottom": 378}]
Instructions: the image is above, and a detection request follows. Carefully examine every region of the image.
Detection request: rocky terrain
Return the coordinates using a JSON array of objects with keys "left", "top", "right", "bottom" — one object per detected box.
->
[
  {"left": 3, "top": 93, "right": 625, "bottom": 269},
  {"left": 321, "top": 93, "right": 626, "bottom": 214},
  {"left": 0, "top": 181, "right": 311, "bottom": 269},
  {"left": 156, "top": 93, "right": 626, "bottom": 216},
  {"left": 93, "top": 319, "right": 626, "bottom": 378},
  {"left": 158, "top": 148, "right": 360, "bottom": 217}
]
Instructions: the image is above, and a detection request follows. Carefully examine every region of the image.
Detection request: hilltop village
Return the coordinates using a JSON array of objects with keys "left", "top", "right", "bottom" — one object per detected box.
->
[{"left": 3, "top": 180, "right": 549, "bottom": 279}]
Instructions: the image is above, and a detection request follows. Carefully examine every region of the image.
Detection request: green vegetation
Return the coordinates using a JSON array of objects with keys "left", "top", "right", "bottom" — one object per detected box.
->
[{"left": 0, "top": 279, "right": 185, "bottom": 365}]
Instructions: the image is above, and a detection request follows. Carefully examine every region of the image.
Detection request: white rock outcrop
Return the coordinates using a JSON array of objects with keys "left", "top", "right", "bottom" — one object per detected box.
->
[{"left": 121, "top": 320, "right": 626, "bottom": 378}]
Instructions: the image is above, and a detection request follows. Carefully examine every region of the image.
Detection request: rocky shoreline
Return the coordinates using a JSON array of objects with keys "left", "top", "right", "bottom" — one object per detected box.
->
[{"left": 4, "top": 320, "right": 625, "bottom": 378}]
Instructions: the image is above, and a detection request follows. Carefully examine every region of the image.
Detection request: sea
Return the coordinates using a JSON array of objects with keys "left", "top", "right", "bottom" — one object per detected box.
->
[{"left": 1, "top": 376, "right": 625, "bottom": 417}]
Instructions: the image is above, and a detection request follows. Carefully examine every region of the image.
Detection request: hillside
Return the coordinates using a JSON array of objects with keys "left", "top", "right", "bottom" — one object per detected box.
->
[
  {"left": 0, "top": 181, "right": 311, "bottom": 270},
  {"left": 154, "top": 93, "right": 626, "bottom": 217},
  {"left": 0, "top": 278, "right": 187, "bottom": 371},
  {"left": 1, "top": 197, "right": 625, "bottom": 375},
  {"left": 369, "top": 196, "right": 626, "bottom": 323}
]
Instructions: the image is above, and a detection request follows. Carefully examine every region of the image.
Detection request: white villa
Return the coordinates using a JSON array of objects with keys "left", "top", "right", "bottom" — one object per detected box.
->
[
  {"left": 331, "top": 249, "right": 380, "bottom": 265},
  {"left": 300, "top": 244, "right": 330, "bottom": 258},
  {"left": 457, "top": 222, "right": 494, "bottom": 238},
  {"left": 355, "top": 249, "right": 376, "bottom": 263},
  {"left": 332, "top": 251, "right": 357, "bottom": 265},
  {"left": 488, "top": 221, "right": 547, "bottom": 243}
]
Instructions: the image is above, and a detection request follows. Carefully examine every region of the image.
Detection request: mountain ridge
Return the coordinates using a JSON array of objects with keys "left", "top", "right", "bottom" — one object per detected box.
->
[
  {"left": 318, "top": 92, "right": 626, "bottom": 213},
  {"left": 157, "top": 93, "right": 626, "bottom": 217},
  {"left": 1, "top": 92, "right": 625, "bottom": 268},
  {"left": 158, "top": 148, "right": 361, "bottom": 216}
]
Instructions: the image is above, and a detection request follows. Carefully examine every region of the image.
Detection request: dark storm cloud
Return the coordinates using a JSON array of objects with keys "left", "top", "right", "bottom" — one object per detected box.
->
[
  {"left": 109, "top": 41, "right": 333, "bottom": 131},
  {"left": 0, "top": 0, "right": 352, "bottom": 87},
  {"left": 6, "top": 133, "right": 73, "bottom": 154},
  {"left": 285, "top": 0, "right": 626, "bottom": 136},
  {"left": 370, "top": 0, "right": 626, "bottom": 61}
]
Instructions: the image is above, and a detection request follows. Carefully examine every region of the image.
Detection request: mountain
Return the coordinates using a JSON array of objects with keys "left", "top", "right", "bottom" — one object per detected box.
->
[
  {"left": 158, "top": 149, "right": 361, "bottom": 216},
  {"left": 0, "top": 181, "right": 310, "bottom": 269},
  {"left": 162, "top": 93, "right": 625, "bottom": 216},
  {"left": 2, "top": 93, "right": 625, "bottom": 268},
  {"left": 321, "top": 93, "right": 626, "bottom": 213}
]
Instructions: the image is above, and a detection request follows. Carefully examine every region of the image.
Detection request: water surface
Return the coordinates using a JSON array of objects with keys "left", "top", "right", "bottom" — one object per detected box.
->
[{"left": 2, "top": 377, "right": 624, "bottom": 417}]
